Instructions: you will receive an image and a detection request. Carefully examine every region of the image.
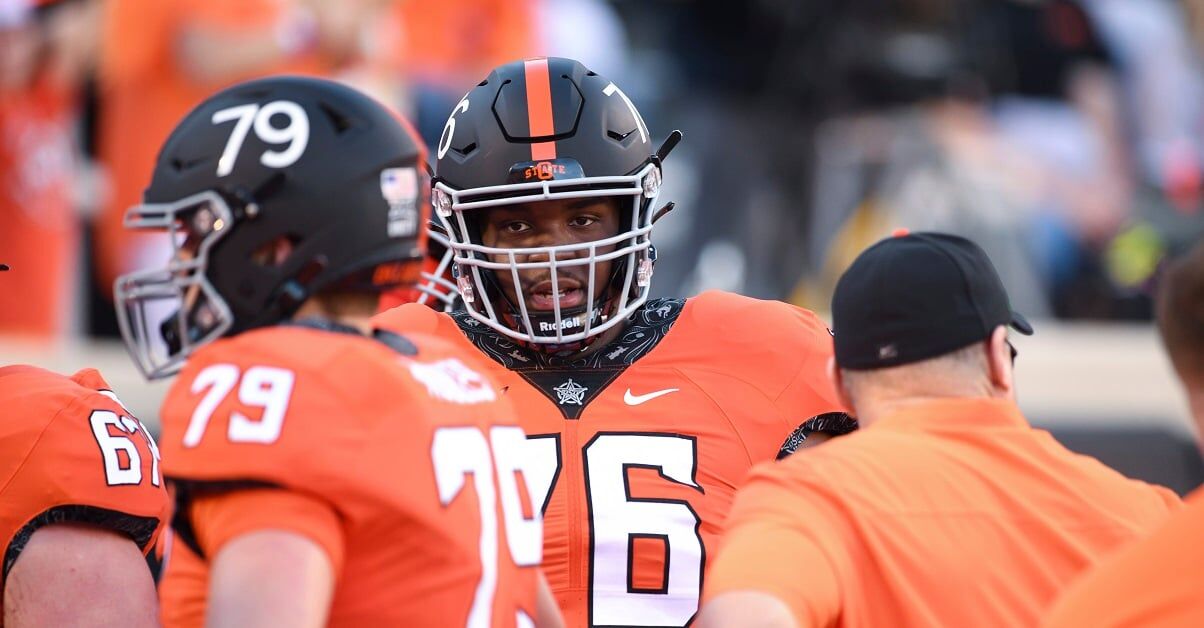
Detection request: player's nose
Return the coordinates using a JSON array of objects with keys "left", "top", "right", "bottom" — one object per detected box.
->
[{"left": 522, "top": 225, "right": 589, "bottom": 261}]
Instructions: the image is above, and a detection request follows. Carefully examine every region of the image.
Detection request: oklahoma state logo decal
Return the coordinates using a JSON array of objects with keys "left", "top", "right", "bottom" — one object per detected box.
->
[
  {"left": 507, "top": 158, "right": 586, "bottom": 183},
  {"left": 524, "top": 161, "right": 567, "bottom": 181}
]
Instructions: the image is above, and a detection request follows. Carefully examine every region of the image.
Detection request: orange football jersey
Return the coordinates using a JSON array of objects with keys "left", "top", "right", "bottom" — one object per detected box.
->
[
  {"left": 156, "top": 322, "right": 541, "bottom": 627},
  {"left": 374, "top": 290, "right": 845, "bottom": 627},
  {"left": 0, "top": 366, "right": 169, "bottom": 620}
]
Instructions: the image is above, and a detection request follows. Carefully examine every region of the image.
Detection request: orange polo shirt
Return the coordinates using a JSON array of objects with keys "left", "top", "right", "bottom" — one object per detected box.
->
[
  {"left": 1042, "top": 486, "right": 1204, "bottom": 628},
  {"left": 704, "top": 397, "right": 1180, "bottom": 628}
]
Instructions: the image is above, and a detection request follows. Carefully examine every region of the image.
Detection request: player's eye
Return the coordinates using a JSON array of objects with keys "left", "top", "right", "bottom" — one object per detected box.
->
[
  {"left": 501, "top": 221, "right": 531, "bottom": 234},
  {"left": 569, "top": 215, "right": 598, "bottom": 228}
]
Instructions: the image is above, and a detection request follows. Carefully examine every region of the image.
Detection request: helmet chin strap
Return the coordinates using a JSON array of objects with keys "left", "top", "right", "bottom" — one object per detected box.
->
[{"left": 498, "top": 286, "right": 618, "bottom": 356}]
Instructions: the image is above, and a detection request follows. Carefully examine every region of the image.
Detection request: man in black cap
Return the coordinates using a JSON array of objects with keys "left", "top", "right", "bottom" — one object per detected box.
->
[{"left": 697, "top": 231, "right": 1180, "bottom": 628}]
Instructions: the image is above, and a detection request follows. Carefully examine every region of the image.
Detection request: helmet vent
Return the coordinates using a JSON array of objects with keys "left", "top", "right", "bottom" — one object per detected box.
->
[
  {"left": 607, "top": 130, "right": 634, "bottom": 142},
  {"left": 478, "top": 79, "right": 489, "bottom": 86},
  {"left": 453, "top": 142, "right": 478, "bottom": 156},
  {"left": 169, "top": 156, "right": 207, "bottom": 173},
  {"left": 319, "top": 102, "right": 354, "bottom": 135}
]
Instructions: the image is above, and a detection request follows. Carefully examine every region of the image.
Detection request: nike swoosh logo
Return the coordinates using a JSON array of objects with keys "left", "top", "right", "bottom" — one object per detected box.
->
[{"left": 624, "top": 388, "right": 679, "bottom": 406}]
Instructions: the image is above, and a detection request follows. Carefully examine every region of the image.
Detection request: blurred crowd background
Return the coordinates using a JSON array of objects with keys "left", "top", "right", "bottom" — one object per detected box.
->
[
  {"left": 4, "top": 0, "right": 1204, "bottom": 337},
  {"left": 2, "top": 0, "right": 1203, "bottom": 488}
]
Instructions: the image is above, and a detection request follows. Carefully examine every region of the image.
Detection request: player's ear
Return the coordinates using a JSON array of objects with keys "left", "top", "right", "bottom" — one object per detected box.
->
[
  {"left": 827, "top": 356, "right": 856, "bottom": 413},
  {"left": 985, "top": 325, "right": 1014, "bottom": 399}
]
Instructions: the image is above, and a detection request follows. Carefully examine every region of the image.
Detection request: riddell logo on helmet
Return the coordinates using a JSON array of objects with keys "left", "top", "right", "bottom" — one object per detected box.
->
[
  {"left": 524, "top": 161, "right": 567, "bottom": 181},
  {"left": 540, "top": 317, "right": 582, "bottom": 332},
  {"left": 538, "top": 309, "right": 602, "bottom": 332}
]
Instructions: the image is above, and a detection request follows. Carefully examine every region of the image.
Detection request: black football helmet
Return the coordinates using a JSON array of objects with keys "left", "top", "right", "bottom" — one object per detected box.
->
[
  {"left": 115, "top": 76, "right": 429, "bottom": 379},
  {"left": 431, "top": 57, "right": 679, "bottom": 349}
]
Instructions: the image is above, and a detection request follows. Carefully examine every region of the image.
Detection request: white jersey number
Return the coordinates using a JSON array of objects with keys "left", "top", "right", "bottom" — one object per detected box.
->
[
  {"left": 432, "top": 425, "right": 543, "bottom": 628},
  {"left": 528, "top": 433, "right": 704, "bottom": 626},
  {"left": 584, "top": 433, "right": 703, "bottom": 626},
  {"left": 437, "top": 96, "right": 471, "bottom": 160},
  {"left": 211, "top": 100, "right": 310, "bottom": 177},
  {"left": 89, "top": 409, "right": 162, "bottom": 487},
  {"left": 183, "top": 364, "right": 295, "bottom": 447}
]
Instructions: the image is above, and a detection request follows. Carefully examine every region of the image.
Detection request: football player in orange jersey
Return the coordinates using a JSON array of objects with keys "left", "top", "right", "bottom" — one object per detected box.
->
[
  {"left": 114, "top": 76, "right": 561, "bottom": 627},
  {"left": 2, "top": 262, "right": 168, "bottom": 626},
  {"left": 373, "top": 57, "right": 851, "bottom": 627}
]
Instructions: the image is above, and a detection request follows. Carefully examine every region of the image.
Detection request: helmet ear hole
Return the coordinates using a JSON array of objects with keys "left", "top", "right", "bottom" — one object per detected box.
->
[{"left": 250, "top": 235, "right": 299, "bottom": 267}]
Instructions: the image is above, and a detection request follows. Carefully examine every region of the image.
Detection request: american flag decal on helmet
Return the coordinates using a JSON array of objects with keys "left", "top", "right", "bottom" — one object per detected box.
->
[{"left": 381, "top": 167, "right": 418, "bottom": 237}]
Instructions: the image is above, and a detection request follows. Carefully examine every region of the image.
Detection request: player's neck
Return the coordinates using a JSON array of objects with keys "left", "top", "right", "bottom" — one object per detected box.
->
[
  {"left": 331, "top": 314, "right": 374, "bottom": 335},
  {"left": 851, "top": 388, "right": 1012, "bottom": 428},
  {"left": 292, "top": 293, "right": 377, "bottom": 336},
  {"left": 582, "top": 322, "right": 629, "bottom": 359}
]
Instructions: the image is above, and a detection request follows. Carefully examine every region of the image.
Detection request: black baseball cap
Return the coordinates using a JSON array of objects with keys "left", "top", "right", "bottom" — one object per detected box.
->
[{"left": 832, "top": 231, "right": 1032, "bottom": 370}]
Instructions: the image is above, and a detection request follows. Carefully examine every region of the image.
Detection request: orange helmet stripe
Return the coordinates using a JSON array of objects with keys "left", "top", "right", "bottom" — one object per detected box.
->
[{"left": 523, "top": 58, "right": 557, "bottom": 160}]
